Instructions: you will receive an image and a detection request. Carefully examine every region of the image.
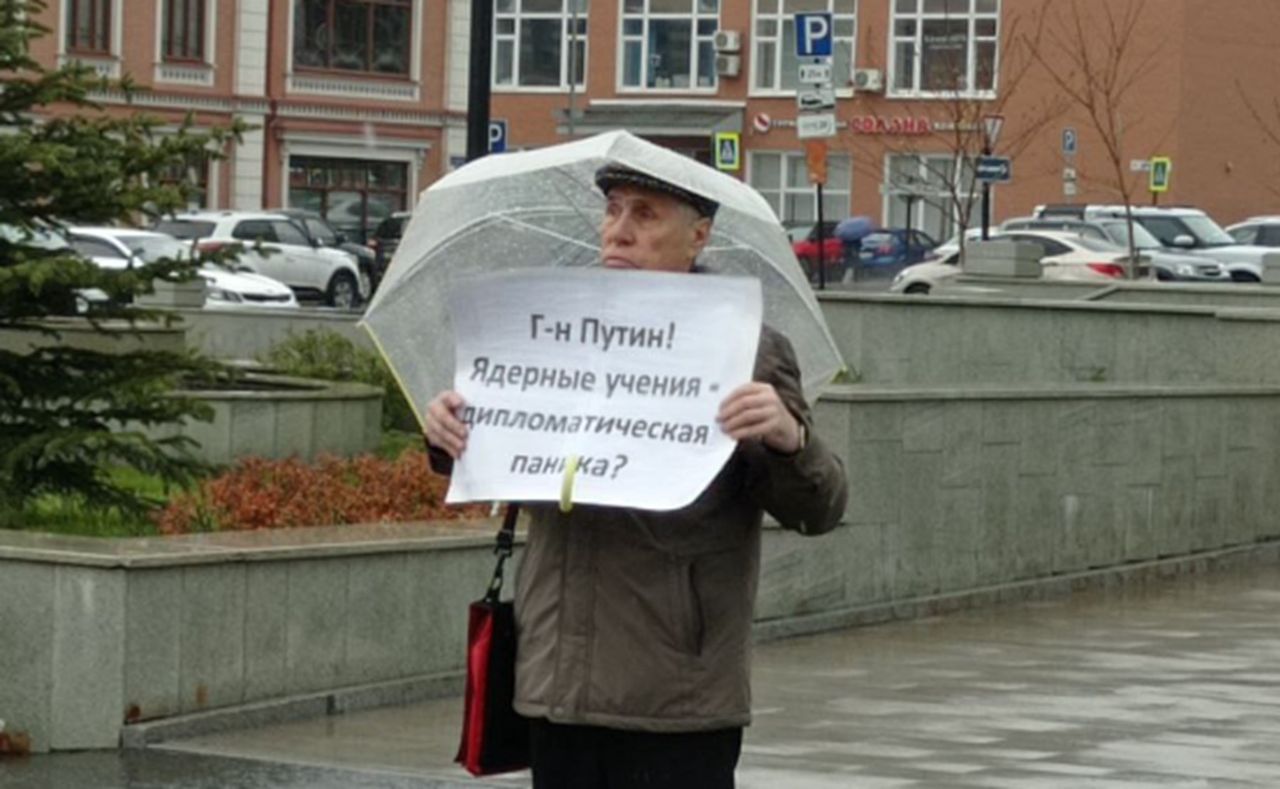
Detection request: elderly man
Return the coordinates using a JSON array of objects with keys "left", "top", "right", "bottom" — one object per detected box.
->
[{"left": 426, "top": 164, "right": 847, "bottom": 789}]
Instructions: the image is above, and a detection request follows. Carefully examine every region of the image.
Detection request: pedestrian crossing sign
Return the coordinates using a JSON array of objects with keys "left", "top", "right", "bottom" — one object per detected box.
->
[
  {"left": 1149, "top": 156, "right": 1172, "bottom": 193},
  {"left": 714, "top": 132, "right": 741, "bottom": 171}
]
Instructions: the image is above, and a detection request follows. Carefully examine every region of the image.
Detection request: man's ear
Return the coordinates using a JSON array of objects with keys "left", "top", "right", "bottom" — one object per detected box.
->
[{"left": 690, "top": 216, "right": 712, "bottom": 256}]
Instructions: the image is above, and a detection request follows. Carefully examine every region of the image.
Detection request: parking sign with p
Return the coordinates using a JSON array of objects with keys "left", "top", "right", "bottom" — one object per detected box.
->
[
  {"left": 794, "top": 13, "right": 833, "bottom": 57},
  {"left": 488, "top": 120, "right": 508, "bottom": 154}
]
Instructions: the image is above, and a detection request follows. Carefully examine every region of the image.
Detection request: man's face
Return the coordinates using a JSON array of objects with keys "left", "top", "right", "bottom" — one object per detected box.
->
[{"left": 600, "top": 185, "right": 711, "bottom": 273}]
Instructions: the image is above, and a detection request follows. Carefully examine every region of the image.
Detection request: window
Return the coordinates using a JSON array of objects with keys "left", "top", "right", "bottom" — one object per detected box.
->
[
  {"left": 1229, "top": 225, "right": 1258, "bottom": 245},
  {"left": 884, "top": 153, "right": 977, "bottom": 242},
  {"left": 753, "top": 0, "right": 856, "bottom": 93},
  {"left": 288, "top": 156, "right": 408, "bottom": 244},
  {"left": 890, "top": 0, "right": 998, "bottom": 96},
  {"left": 155, "top": 219, "right": 215, "bottom": 239},
  {"left": 157, "top": 156, "right": 210, "bottom": 211},
  {"left": 293, "top": 0, "right": 411, "bottom": 76},
  {"left": 71, "top": 237, "right": 128, "bottom": 263},
  {"left": 749, "top": 151, "right": 851, "bottom": 222},
  {"left": 621, "top": 0, "right": 719, "bottom": 91},
  {"left": 66, "top": 0, "right": 111, "bottom": 54},
  {"left": 494, "top": 0, "right": 587, "bottom": 89},
  {"left": 232, "top": 220, "right": 276, "bottom": 242},
  {"left": 162, "top": 0, "right": 205, "bottom": 62}
]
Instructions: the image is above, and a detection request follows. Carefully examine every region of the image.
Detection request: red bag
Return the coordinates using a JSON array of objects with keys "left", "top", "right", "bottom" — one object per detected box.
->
[{"left": 456, "top": 504, "right": 530, "bottom": 777}]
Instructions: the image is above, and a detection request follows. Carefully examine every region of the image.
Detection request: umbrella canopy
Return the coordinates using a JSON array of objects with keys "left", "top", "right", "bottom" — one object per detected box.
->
[
  {"left": 361, "top": 130, "right": 844, "bottom": 423},
  {"left": 834, "top": 215, "right": 877, "bottom": 243}
]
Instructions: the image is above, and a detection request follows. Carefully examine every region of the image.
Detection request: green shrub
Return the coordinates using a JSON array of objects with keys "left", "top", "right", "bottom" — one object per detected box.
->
[{"left": 260, "top": 330, "right": 418, "bottom": 432}]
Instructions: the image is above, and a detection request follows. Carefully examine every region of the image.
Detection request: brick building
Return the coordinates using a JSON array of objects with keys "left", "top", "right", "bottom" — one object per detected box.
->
[
  {"left": 29, "top": 1, "right": 1280, "bottom": 244},
  {"left": 29, "top": 0, "right": 472, "bottom": 242}
]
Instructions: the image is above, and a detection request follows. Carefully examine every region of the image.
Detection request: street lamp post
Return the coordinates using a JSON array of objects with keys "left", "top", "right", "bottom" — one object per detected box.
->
[
  {"left": 980, "top": 114, "right": 1003, "bottom": 241},
  {"left": 465, "top": 0, "right": 494, "bottom": 162}
]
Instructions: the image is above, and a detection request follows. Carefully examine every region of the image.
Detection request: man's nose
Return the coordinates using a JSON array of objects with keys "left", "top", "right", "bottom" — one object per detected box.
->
[{"left": 603, "top": 213, "right": 634, "bottom": 244}]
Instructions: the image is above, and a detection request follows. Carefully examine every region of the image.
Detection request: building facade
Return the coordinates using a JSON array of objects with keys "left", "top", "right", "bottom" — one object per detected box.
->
[
  {"left": 29, "top": 1, "right": 1280, "bottom": 243},
  {"left": 31, "top": 0, "right": 475, "bottom": 243},
  {"left": 489, "top": 0, "right": 1280, "bottom": 238}
]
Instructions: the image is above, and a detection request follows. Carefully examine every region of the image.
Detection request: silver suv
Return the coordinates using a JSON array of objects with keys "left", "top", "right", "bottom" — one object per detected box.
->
[
  {"left": 154, "top": 211, "right": 368, "bottom": 308},
  {"left": 1034, "top": 204, "right": 1265, "bottom": 282}
]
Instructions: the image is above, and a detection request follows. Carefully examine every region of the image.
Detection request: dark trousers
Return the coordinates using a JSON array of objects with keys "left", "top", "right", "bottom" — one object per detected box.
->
[{"left": 530, "top": 718, "right": 742, "bottom": 789}]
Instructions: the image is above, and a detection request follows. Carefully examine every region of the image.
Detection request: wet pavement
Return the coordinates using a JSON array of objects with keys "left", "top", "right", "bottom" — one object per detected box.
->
[{"left": 6, "top": 563, "right": 1280, "bottom": 788}]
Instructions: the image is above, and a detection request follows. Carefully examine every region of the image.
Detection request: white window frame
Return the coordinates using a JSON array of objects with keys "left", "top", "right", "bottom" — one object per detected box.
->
[
  {"left": 748, "top": 149, "right": 851, "bottom": 223},
  {"left": 888, "top": 0, "right": 999, "bottom": 100},
  {"left": 58, "top": 0, "right": 123, "bottom": 79},
  {"left": 881, "top": 152, "right": 979, "bottom": 241},
  {"left": 493, "top": 0, "right": 588, "bottom": 93},
  {"left": 617, "top": 0, "right": 720, "bottom": 94},
  {"left": 153, "top": 0, "right": 217, "bottom": 87},
  {"left": 749, "top": 0, "right": 857, "bottom": 97}
]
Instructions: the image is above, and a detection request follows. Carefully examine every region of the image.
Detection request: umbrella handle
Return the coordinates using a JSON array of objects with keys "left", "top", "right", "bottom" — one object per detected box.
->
[{"left": 559, "top": 455, "right": 580, "bottom": 513}]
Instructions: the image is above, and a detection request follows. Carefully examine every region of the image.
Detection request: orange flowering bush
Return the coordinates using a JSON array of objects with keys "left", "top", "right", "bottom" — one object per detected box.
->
[{"left": 153, "top": 450, "right": 489, "bottom": 534}]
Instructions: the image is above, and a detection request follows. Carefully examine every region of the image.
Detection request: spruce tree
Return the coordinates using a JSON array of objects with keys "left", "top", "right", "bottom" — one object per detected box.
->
[{"left": 0, "top": 0, "right": 243, "bottom": 524}]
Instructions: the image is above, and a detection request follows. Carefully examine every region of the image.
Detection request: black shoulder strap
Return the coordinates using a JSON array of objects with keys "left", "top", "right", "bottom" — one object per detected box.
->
[{"left": 483, "top": 503, "right": 520, "bottom": 603}]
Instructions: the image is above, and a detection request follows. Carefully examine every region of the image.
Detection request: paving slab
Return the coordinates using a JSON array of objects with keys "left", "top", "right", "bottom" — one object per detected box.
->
[{"left": 8, "top": 564, "right": 1280, "bottom": 788}]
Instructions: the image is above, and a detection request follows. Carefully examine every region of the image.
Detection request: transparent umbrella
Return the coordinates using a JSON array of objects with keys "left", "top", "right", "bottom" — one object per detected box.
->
[{"left": 361, "top": 130, "right": 844, "bottom": 424}]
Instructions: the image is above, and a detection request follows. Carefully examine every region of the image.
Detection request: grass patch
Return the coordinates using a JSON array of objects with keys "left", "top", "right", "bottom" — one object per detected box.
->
[
  {"left": 4, "top": 467, "right": 181, "bottom": 537},
  {"left": 378, "top": 429, "right": 423, "bottom": 460}
]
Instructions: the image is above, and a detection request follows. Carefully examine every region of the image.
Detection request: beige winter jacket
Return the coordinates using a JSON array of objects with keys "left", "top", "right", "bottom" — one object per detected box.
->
[{"left": 508, "top": 327, "right": 848, "bottom": 732}]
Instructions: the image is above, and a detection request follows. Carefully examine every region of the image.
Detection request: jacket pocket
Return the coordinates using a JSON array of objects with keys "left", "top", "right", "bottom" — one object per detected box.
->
[{"left": 671, "top": 559, "right": 705, "bottom": 658}]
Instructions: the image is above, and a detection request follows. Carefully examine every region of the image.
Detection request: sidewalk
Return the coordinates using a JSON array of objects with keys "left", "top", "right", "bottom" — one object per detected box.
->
[{"left": 7, "top": 562, "right": 1280, "bottom": 787}]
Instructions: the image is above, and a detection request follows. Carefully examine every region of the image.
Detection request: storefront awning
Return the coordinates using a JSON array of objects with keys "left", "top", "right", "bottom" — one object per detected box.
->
[{"left": 555, "top": 101, "right": 744, "bottom": 137}]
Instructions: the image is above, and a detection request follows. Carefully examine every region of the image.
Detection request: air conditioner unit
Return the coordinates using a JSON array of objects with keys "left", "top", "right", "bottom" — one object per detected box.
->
[
  {"left": 716, "top": 53, "right": 741, "bottom": 78},
  {"left": 713, "top": 29, "right": 741, "bottom": 52},
  {"left": 853, "top": 67, "right": 884, "bottom": 92}
]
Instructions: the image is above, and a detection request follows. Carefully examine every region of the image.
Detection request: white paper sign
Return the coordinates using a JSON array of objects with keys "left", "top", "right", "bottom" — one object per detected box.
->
[{"left": 446, "top": 268, "right": 762, "bottom": 511}]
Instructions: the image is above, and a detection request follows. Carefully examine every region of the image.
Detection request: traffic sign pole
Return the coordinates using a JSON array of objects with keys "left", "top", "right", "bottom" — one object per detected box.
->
[
  {"left": 794, "top": 11, "right": 835, "bottom": 289},
  {"left": 816, "top": 184, "right": 826, "bottom": 290},
  {"left": 980, "top": 114, "right": 1004, "bottom": 241}
]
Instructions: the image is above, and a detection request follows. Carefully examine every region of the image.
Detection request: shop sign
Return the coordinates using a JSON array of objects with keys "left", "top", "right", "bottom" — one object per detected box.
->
[{"left": 849, "top": 115, "right": 934, "bottom": 135}]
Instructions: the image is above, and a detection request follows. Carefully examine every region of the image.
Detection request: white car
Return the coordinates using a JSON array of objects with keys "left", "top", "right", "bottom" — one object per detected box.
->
[
  {"left": 1036, "top": 204, "right": 1265, "bottom": 282},
  {"left": 891, "top": 230, "right": 1146, "bottom": 295},
  {"left": 1226, "top": 216, "right": 1280, "bottom": 249},
  {"left": 68, "top": 227, "right": 299, "bottom": 309},
  {"left": 153, "top": 211, "right": 367, "bottom": 308}
]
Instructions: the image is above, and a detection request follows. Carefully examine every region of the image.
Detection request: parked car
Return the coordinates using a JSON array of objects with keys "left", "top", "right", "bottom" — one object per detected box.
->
[
  {"left": 857, "top": 228, "right": 938, "bottom": 270},
  {"left": 153, "top": 211, "right": 367, "bottom": 308},
  {"left": 1225, "top": 216, "right": 1280, "bottom": 249},
  {"left": 890, "top": 230, "right": 1146, "bottom": 295},
  {"left": 67, "top": 227, "right": 299, "bottom": 309},
  {"left": 1002, "top": 216, "right": 1230, "bottom": 282},
  {"left": 369, "top": 211, "right": 411, "bottom": 277},
  {"left": 784, "top": 219, "right": 842, "bottom": 281},
  {"left": 1035, "top": 204, "right": 1264, "bottom": 282},
  {"left": 0, "top": 223, "right": 110, "bottom": 313},
  {"left": 269, "top": 207, "right": 378, "bottom": 291}
]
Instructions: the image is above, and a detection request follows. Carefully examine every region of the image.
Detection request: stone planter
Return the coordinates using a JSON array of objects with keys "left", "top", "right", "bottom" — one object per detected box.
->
[{"left": 147, "top": 372, "right": 384, "bottom": 463}]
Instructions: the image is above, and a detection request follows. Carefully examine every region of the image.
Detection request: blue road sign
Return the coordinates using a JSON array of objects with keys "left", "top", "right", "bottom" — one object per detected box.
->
[
  {"left": 488, "top": 120, "right": 508, "bottom": 153},
  {"left": 1062, "top": 127, "right": 1078, "bottom": 156},
  {"left": 975, "top": 156, "right": 1012, "bottom": 182},
  {"left": 794, "top": 13, "right": 833, "bottom": 57}
]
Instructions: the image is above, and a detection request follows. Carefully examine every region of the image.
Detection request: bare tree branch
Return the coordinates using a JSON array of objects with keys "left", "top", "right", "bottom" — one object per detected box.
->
[{"left": 1028, "top": 0, "right": 1164, "bottom": 277}]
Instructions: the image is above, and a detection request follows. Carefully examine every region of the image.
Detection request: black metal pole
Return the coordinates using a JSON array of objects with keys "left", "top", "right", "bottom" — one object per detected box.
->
[
  {"left": 816, "top": 184, "right": 826, "bottom": 290},
  {"left": 466, "top": 0, "right": 494, "bottom": 162},
  {"left": 980, "top": 146, "right": 991, "bottom": 240}
]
